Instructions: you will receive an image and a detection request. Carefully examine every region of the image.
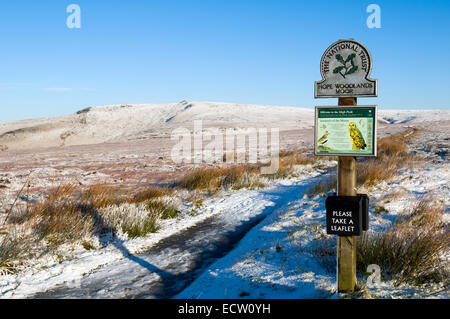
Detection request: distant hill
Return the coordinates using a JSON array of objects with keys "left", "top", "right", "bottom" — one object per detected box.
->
[{"left": 0, "top": 101, "right": 448, "bottom": 150}]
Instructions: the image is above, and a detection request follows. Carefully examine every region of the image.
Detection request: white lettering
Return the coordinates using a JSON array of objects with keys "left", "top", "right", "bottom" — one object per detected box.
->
[
  {"left": 366, "top": 4, "right": 381, "bottom": 29},
  {"left": 66, "top": 4, "right": 81, "bottom": 29}
]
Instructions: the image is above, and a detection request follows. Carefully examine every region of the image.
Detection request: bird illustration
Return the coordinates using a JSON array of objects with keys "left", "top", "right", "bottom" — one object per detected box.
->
[
  {"left": 318, "top": 131, "right": 329, "bottom": 145},
  {"left": 348, "top": 122, "right": 367, "bottom": 150},
  {"left": 318, "top": 145, "right": 333, "bottom": 151}
]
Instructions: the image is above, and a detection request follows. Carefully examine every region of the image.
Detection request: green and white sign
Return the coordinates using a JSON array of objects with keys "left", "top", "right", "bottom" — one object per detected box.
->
[
  {"left": 315, "top": 39, "right": 378, "bottom": 98},
  {"left": 314, "top": 106, "right": 377, "bottom": 156}
]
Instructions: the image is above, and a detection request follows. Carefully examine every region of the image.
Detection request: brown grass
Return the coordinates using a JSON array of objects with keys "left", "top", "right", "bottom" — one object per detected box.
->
[
  {"left": 180, "top": 165, "right": 264, "bottom": 193},
  {"left": 189, "top": 192, "right": 205, "bottom": 209},
  {"left": 357, "top": 157, "right": 399, "bottom": 186},
  {"left": 310, "top": 238, "right": 336, "bottom": 273},
  {"left": 0, "top": 234, "right": 29, "bottom": 275},
  {"left": 306, "top": 175, "right": 337, "bottom": 197},
  {"left": 181, "top": 149, "right": 329, "bottom": 192},
  {"left": 0, "top": 148, "right": 338, "bottom": 273},
  {"left": 357, "top": 197, "right": 449, "bottom": 286},
  {"left": 280, "top": 150, "right": 318, "bottom": 167},
  {"left": 145, "top": 200, "right": 179, "bottom": 219},
  {"left": 268, "top": 150, "right": 326, "bottom": 179},
  {"left": 131, "top": 186, "right": 172, "bottom": 204},
  {"left": 0, "top": 182, "right": 181, "bottom": 271},
  {"left": 16, "top": 185, "right": 95, "bottom": 244},
  {"left": 373, "top": 205, "right": 388, "bottom": 214},
  {"left": 120, "top": 210, "right": 160, "bottom": 239},
  {"left": 80, "top": 184, "right": 125, "bottom": 208},
  {"left": 357, "top": 130, "right": 417, "bottom": 186}
]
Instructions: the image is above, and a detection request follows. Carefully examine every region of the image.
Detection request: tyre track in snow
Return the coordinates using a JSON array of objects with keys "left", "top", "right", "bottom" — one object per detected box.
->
[{"left": 32, "top": 173, "right": 331, "bottom": 299}]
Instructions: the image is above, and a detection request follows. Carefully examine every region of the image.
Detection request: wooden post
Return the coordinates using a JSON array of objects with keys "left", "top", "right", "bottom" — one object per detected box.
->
[{"left": 337, "top": 97, "right": 357, "bottom": 292}]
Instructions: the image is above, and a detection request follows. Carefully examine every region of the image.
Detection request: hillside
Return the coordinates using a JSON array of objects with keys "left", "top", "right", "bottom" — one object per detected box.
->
[{"left": 1, "top": 101, "right": 448, "bottom": 151}]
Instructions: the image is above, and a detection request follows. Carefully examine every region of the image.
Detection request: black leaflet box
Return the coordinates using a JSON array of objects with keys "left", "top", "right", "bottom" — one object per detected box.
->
[
  {"left": 326, "top": 195, "right": 363, "bottom": 236},
  {"left": 359, "top": 194, "right": 369, "bottom": 231}
]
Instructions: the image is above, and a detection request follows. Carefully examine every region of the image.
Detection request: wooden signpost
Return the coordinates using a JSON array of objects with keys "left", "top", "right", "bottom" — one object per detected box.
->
[{"left": 314, "top": 39, "right": 378, "bottom": 293}]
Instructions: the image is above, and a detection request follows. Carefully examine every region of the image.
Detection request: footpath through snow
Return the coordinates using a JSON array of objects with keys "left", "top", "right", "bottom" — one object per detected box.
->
[
  {"left": 2, "top": 145, "right": 448, "bottom": 299},
  {"left": 1, "top": 167, "right": 330, "bottom": 298},
  {"left": 177, "top": 161, "right": 449, "bottom": 299}
]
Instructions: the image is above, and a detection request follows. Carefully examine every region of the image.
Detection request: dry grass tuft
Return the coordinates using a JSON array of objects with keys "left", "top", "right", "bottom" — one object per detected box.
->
[
  {"left": 82, "top": 240, "right": 96, "bottom": 251},
  {"left": 131, "top": 186, "right": 172, "bottom": 204},
  {"left": 310, "top": 238, "right": 336, "bottom": 273},
  {"left": 279, "top": 151, "right": 318, "bottom": 172},
  {"left": 181, "top": 167, "right": 225, "bottom": 192},
  {"left": 357, "top": 130, "right": 416, "bottom": 186},
  {"left": 18, "top": 185, "right": 96, "bottom": 244},
  {"left": 0, "top": 235, "right": 29, "bottom": 275},
  {"left": 181, "top": 149, "right": 327, "bottom": 192},
  {"left": 81, "top": 184, "right": 125, "bottom": 209},
  {"left": 189, "top": 192, "right": 205, "bottom": 209},
  {"left": 377, "top": 134, "right": 410, "bottom": 158},
  {"left": 279, "top": 150, "right": 298, "bottom": 158},
  {"left": 145, "top": 200, "right": 179, "bottom": 219},
  {"left": 373, "top": 205, "right": 388, "bottom": 214},
  {"left": 306, "top": 176, "right": 337, "bottom": 197},
  {"left": 268, "top": 150, "right": 326, "bottom": 179},
  {"left": 0, "top": 182, "right": 181, "bottom": 271},
  {"left": 357, "top": 157, "right": 399, "bottom": 186},
  {"left": 357, "top": 197, "right": 449, "bottom": 286},
  {"left": 281, "top": 154, "right": 318, "bottom": 166},
  {"left": 120, "top": 210, "right": 160, "bottom": 239},
  {"left": 180, "top": 165, "right": 264, "bottom": 193}
]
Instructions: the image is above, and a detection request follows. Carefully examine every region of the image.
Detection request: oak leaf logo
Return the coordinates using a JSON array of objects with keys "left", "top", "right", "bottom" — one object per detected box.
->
[{"left": 333, "top": 53, "right": 358, "bottom": 79}]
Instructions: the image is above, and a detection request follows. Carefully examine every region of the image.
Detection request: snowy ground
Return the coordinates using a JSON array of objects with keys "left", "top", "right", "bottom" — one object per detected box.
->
[
  {"left": 1, "top": 155, "right": 448, "bottom": 299},
  {"left": 1, "top": 101, "right": 448, "bottom": 151},
  {"left": 177, "top": 160, "right": 449, "bottom": 299},
  {"left": 0, "top": 103, "right": 448, "bottom": 299},
  {"left": 176, "top": 127, "right": 450, "bottom": 299},
  {"left": 0, "top": 164, "right": 332, "bottom": 298}
]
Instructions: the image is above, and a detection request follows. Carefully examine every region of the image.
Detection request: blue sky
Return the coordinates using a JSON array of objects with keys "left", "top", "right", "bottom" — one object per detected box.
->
[{"left": 0, "top": 0, "right": 449, "bottom": 122}]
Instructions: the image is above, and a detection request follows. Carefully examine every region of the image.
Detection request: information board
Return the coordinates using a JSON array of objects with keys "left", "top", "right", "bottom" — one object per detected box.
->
[{"left": 314, "top": 106, "right": 377, "bottom": 157}]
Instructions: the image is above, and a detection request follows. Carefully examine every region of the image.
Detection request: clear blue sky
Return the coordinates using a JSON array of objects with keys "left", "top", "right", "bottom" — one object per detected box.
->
[{"left": 1, "top": 0, "right": 449, "bottom": 122}]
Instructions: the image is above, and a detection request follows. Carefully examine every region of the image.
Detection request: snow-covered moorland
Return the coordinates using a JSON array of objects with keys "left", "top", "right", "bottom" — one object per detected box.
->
[{"left": 0, "top": 102, "right": 448, "bottom": 299}]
